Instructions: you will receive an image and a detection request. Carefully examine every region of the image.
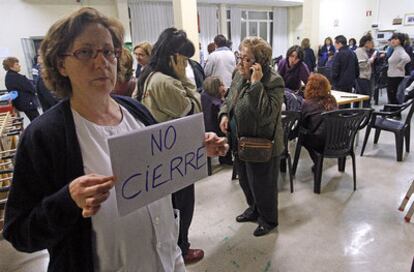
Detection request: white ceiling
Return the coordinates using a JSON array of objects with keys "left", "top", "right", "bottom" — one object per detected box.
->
[{"left": 198, "top": 0, "right": 303, "bottom": 7}]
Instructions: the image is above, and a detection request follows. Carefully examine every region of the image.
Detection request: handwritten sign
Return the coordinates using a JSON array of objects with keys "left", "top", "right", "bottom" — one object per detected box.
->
[{"left": 108, "top": 113, "right": 207, "bottom": 216}]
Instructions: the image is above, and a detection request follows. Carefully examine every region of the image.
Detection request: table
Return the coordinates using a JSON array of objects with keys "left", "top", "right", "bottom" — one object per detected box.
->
[
  {"left": 331, "top": 90, "right": 370, "bottom": 106},
  {"left": 331, "top": 90, "right": 370, "bottom": 145}
]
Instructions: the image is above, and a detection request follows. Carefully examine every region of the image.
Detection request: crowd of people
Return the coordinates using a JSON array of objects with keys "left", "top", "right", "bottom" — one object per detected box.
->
[{"left": 2, "top": 6, "right": 414, "bottom": 272}]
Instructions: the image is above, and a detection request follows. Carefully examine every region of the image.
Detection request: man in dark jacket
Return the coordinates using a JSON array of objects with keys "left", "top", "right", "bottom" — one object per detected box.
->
[
  {"left": 188, "top": 59, "right": 205, "bottom": 92},
  {"left": 332, "top": 35, "right": 360, "bottom": 93},
  {"left": 3, "top": 57, "right": 39, "bottom": 121}
]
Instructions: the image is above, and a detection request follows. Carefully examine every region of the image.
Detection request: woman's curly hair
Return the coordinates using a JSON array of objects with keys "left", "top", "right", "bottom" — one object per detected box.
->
[{"left": 304, "top": 73, "right": 337, "bottom": 110}]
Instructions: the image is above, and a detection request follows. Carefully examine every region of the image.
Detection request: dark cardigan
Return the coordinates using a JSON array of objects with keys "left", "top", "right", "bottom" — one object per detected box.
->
[{"left": 3, "top": 95, "right": 156, "bottom": 272}]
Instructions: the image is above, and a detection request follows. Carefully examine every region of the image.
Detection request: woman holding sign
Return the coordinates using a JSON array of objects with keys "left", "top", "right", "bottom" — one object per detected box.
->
[
  {"left": 4, "top": 8, "right": 226, "bottom": 272},
  {"left": 138, "top": 28, "right": 205, "bottom": 264},
  {"left": 219, "top": 37, "right": 284, "bottom": 237}
]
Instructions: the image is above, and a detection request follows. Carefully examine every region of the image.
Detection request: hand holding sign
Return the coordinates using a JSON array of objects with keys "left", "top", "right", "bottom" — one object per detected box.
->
[
  {"left": 109, "top": 113, "right": 208, "bottom": 216},
  {"left": 69, "top": 174, "right": 116, "bottom": 218}
]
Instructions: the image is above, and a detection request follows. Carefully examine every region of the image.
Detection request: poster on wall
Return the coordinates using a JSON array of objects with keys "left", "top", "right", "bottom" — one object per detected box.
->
[{"left": 404, "top": 14, "right": 414, "bottom": 26}]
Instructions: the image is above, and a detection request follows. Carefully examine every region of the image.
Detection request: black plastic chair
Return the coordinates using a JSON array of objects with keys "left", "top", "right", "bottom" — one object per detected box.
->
[
  {"left": 292, "top": 109, "right": 372, "bottom": 194},
  {"left": 280, "top": 111, "right": 301, "bottom": 193},
  {"left": 360, "top": 99, "right": 414, "bottom": 161},
  {"left": 373, "top": 64, "right": 388, "bottom": 105}
]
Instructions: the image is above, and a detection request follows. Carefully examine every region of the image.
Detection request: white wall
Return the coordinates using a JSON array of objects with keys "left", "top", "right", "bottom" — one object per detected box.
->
[
  {"left": 288, "top": 6, "right": 303, "bottom": 47},
  {"left": 306, "top": 0, "right": 414, "bottom": 48},
  {"left": 317, "top": 0, "right": 377, "bottom": 46},
  {"left": 377, "top": 0, "right": 414, "bottom": 34},
  {"left": 0, "top": 0, "right": 118, "bottom": 89}
]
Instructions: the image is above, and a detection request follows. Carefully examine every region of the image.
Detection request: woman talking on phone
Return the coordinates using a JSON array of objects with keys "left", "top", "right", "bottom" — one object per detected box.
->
[
  {"left": 219, "top": 37, "right": 284, "bottom": 237},
  {"left": 137, "top": 28, "right": 205, "bottom": 264}
]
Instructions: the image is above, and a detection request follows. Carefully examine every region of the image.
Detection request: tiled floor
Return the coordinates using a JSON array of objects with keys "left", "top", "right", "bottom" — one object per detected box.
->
[{"left": 1, "top": 100, "right": 414, "bottom": 272}]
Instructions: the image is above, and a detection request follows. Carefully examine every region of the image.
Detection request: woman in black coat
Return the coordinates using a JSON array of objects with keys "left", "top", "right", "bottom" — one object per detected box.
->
[{"left": 3, "top": 57, "right": 39, "bottom": 121}]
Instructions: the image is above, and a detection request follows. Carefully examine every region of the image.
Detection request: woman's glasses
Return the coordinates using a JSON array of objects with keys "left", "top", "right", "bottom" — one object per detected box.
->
[
  {"left": 234, "top": 51, "right": 255, "bottom": 65},
  {"left": 62, "top": 48, "right": 121, "bottom": 61}
]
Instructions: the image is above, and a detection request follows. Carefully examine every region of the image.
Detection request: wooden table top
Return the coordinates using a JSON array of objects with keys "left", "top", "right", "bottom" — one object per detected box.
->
[{"left": 331, "top": 90, "right": 370, "bottom": 105}]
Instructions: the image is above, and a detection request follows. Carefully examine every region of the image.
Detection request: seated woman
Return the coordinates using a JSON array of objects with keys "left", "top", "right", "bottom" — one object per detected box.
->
[
  {"left": 301, "top": 73, "right": 338, "bottom": 168},
  {"left": 201, "top": 76, "right": 232, "bottom": 165},
  {"left": 113, "top": 47, "right": 136, "bottom": 97},
  {"left": 278, "top": 45, "right": 310, "bottom": 91},
  {"left": 3, "top": 57, "right": 40, "bottom": 121},
  {"left": 201, "top": 76, "right": 225, "bottom": 134}
]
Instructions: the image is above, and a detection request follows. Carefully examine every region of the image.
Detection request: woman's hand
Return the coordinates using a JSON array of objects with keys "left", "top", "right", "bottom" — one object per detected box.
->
[
  {"left": 219, "top": 115, "right": 229, "bottom": 134},
  {"left": 250, "top": 63, "right": 263, "bottom": 83},
  {"left": 69, "top": 174, "right": 116, "bottom": 218},
  {"left": 170, "top": 54, "right": 187, "bottom": 81},
  {"left": 204, "top": 132, "right": 229, "bottom": 157}
]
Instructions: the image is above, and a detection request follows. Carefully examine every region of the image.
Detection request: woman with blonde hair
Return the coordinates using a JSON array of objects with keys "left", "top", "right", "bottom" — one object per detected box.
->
[
  {"left": 301, "top": 73, "right": 337, "bottom": 167},
  {"left": 133, "top": 41, "right": 152, "bottom": 78}
]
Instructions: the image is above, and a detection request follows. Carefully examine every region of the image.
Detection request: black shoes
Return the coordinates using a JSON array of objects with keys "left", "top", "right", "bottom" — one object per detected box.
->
[
  {"left": 236, "top": 213, "right": 257, "bottom": 223},
  {"left": 253, "top": 225, "right": 275, "bottom": 237}
]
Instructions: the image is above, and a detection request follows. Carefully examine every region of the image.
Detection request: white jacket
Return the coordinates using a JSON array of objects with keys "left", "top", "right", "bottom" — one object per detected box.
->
[{"left": 204, "top": 47, "right": 236, "bottom": 89}]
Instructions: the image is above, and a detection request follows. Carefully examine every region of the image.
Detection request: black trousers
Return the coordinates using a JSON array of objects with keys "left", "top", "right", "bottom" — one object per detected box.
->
[
  {"left": 356, "top": 78, "right": 371, "bottom": 108},
  {"left": 387, "top": 77, "right": 404, "bottom": 104},
  {"left": 172, "top": 184, "right": 195, "bottom": 256},
  {"left": 237, "top": 156, "right": 280, "bottom": 229},
  {"left": 303, "top": 135, "right": 325, "bottom": 165},
  {"left": 24, "top": 109, "right": 40, "bottom": 121}
]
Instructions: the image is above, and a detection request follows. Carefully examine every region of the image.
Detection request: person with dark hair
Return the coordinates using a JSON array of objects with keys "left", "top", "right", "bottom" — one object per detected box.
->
[
  {"left": 214, "top": 34, "right": 227, "bottom": 48},
  {"left": 403, "top": 33, "right": 414, "bottom": 75},
  {"left": 318, "top": 37, "right": 336, "bottom": 67},
  {"left": 355, "top": 34, "right": 377, "bottom": 107},
  {"left": 301, "top": 38, "right": 316, "bottom": 71},
  {"left": 3, "top": 56, "right": 40, "bottom": 121},
  {"left": 204, "top": 34, "right": 236, "bottom": 89},
  {"left": 301, "top": 73, "right": 338, "bottom": 168},
  {"left": 387, "top": 32, "right": 411, "bottom": 105},
  {"left": 349, "top": 38, "right": 357, "bottom": 51},
  {"left": 278, "top": 45, "right": 310, "bottom": 91},
  {"left": 219, "top": 36, "right": 284, "bottom": 237},
  {"left": 138, "top": 27, "right": 205, "bottom": 264},
  {"left": 332, "top": 35, "right": 359, "bottom": 95},
  {"left": 3, "top": 8, "right": 228, "bottom": 271},
  {"left": 226, "top": 39, "right": 233, "bottom": 50},
  {"left": 36, "top": 55, "right": 58, "bottom": 112}
]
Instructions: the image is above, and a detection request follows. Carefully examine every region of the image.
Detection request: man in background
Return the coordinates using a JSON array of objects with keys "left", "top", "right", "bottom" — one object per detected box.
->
[{"left": 204, "top": 35, "right": 236, "bottom": 90}]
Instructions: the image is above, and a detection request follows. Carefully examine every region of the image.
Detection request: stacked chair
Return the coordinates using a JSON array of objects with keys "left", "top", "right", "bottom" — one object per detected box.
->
[{"left": 0, "top": 113, "right": 23, "bottom": 235}]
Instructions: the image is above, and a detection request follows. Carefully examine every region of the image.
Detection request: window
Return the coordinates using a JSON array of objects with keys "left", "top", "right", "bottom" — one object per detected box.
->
[{"left": 241, "top": 10, "right": 273, "bottom": 45}]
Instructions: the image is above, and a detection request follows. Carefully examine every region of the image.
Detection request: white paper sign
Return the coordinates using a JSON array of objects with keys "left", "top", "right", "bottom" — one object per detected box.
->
[{"left": 108, "top": 113, "right": 207, "bottom": 216}]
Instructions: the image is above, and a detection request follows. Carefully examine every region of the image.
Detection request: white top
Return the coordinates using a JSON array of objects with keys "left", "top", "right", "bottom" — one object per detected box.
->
[
  {"left": 185, "top": 62, "right": 196, "bottom": 86},
  {"left": 387, "top": 45, "right": 411, "bottom": 77},
  {"left": 72, "top": 105, "right": 185, "bottom": 272},
  {"left": 204, "top": 47, "right": 236, "bottom": 89}
]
